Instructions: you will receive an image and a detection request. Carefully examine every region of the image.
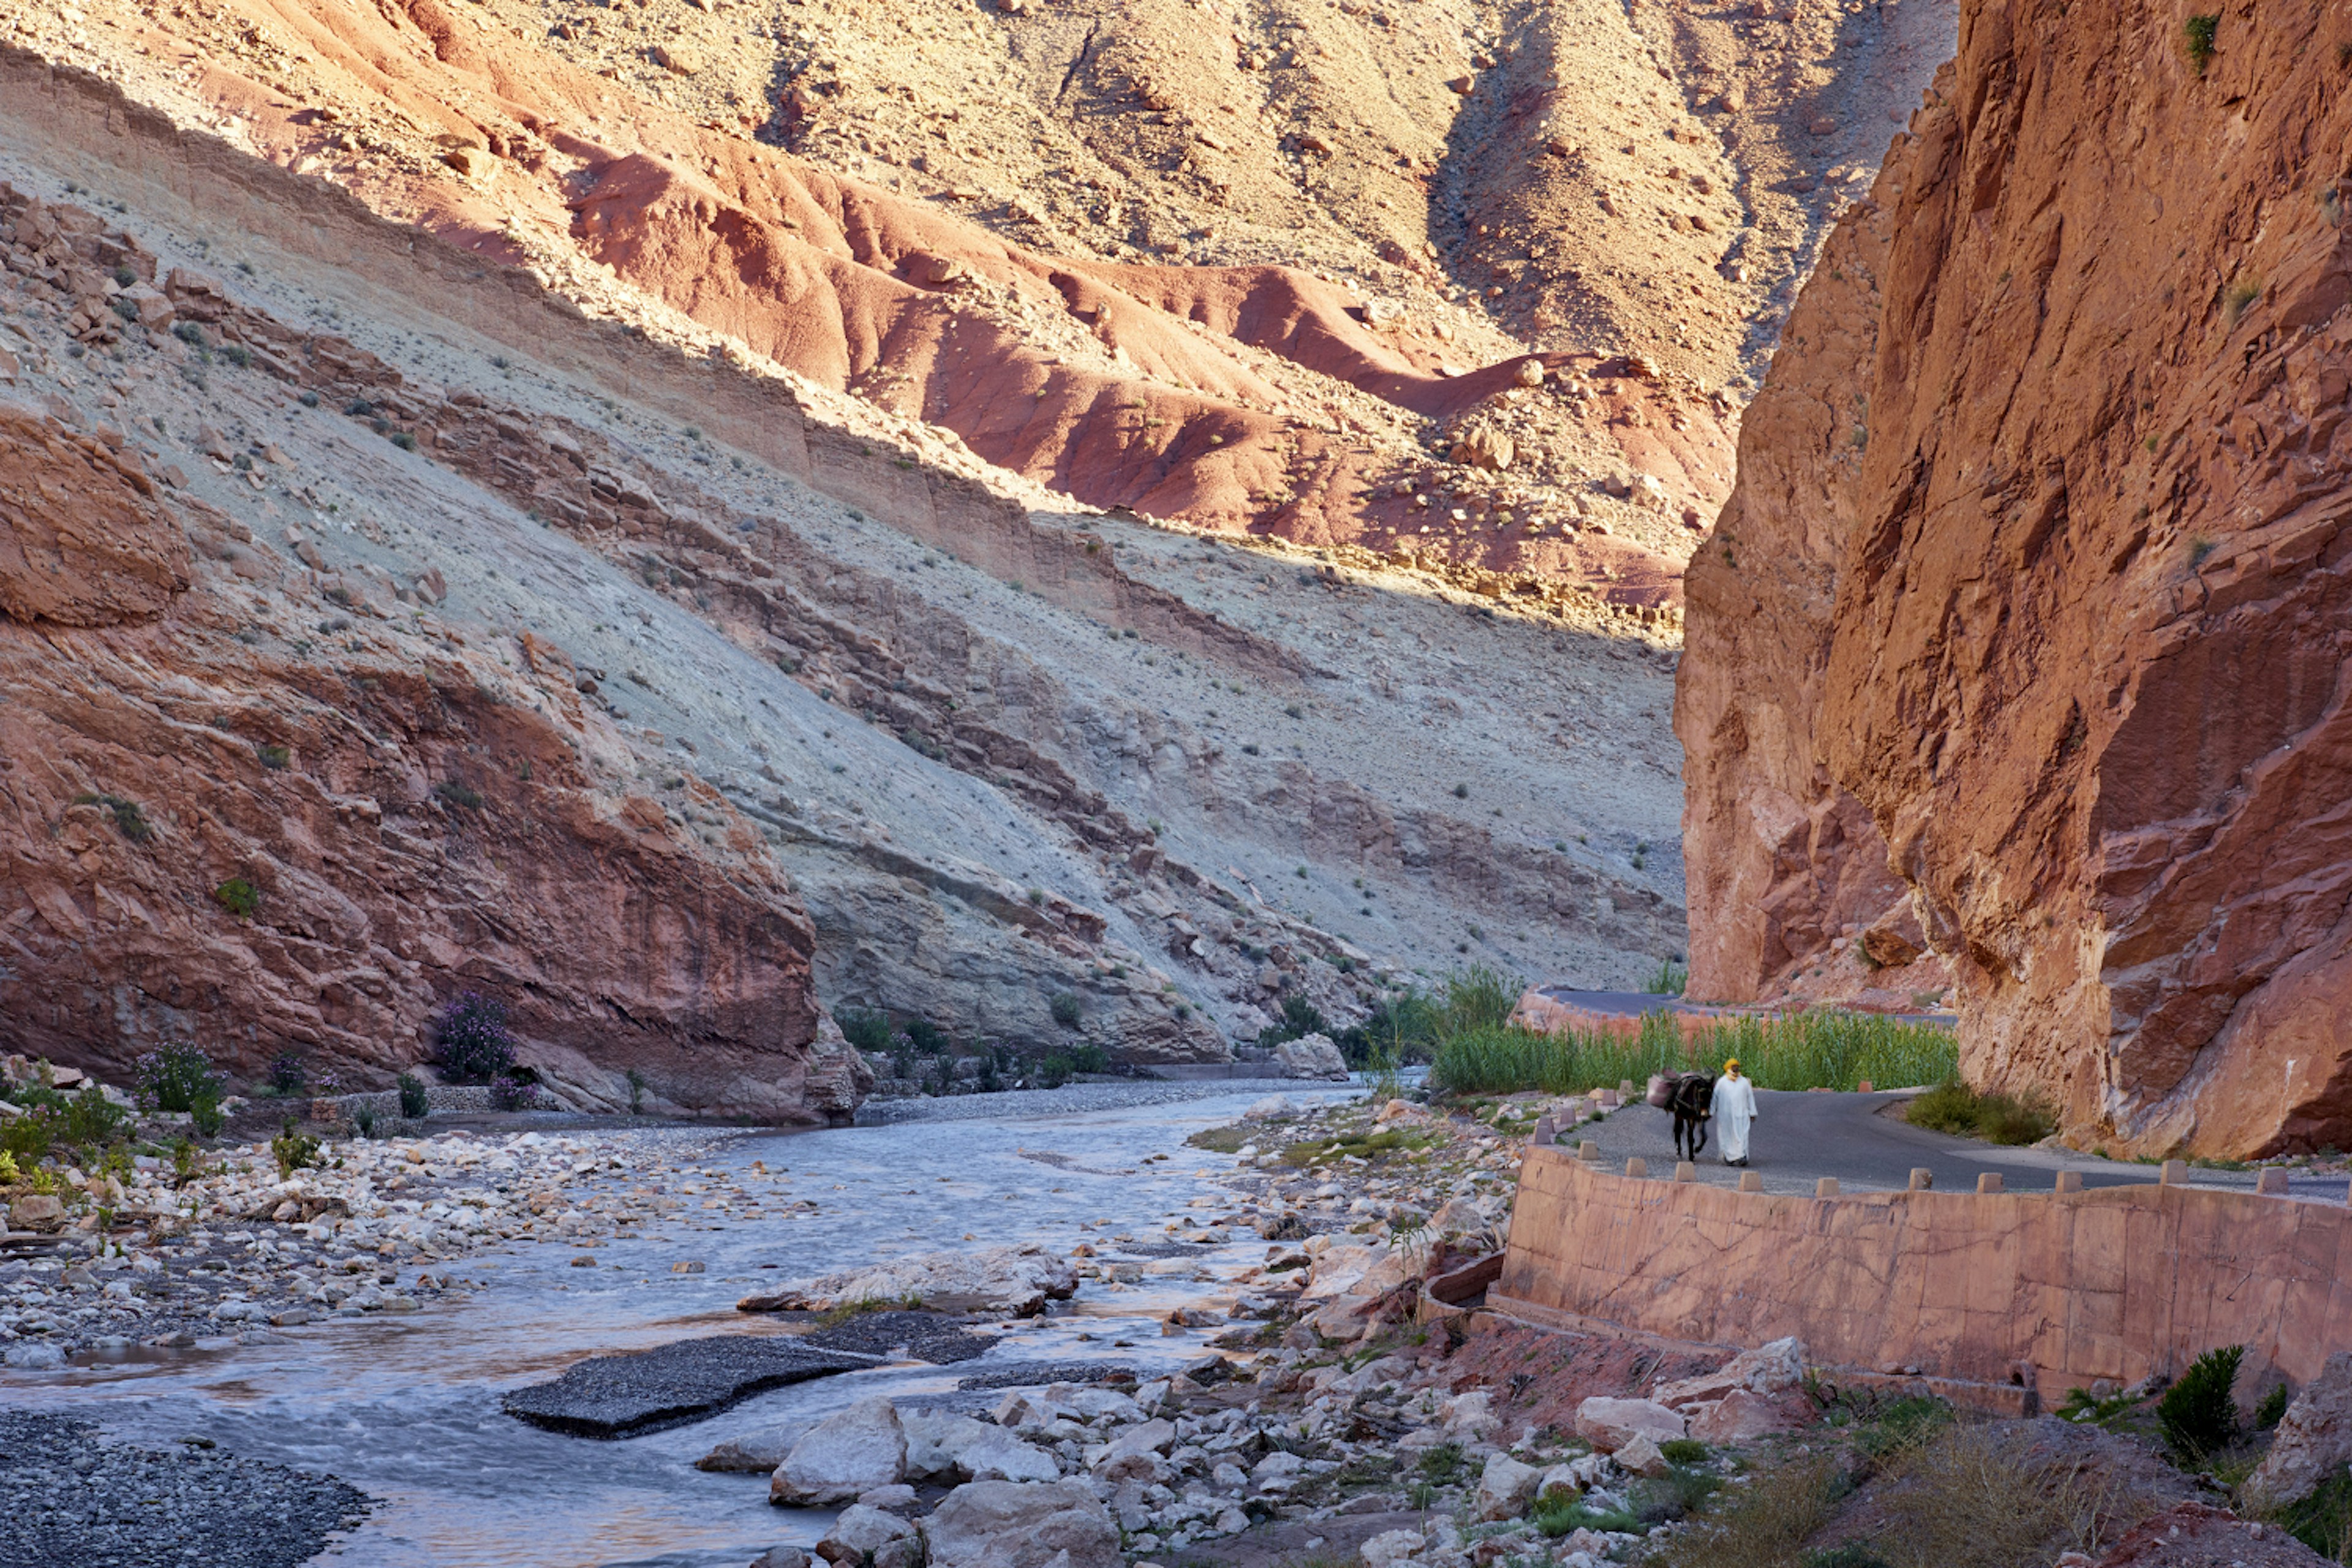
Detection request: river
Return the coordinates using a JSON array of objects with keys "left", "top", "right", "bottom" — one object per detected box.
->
[{"left": 0, "top": 1085, "right": 1359, "bottom": 1567}]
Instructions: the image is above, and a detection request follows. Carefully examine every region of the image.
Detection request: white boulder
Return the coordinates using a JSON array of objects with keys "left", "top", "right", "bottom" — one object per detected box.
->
[
  {"left": 1273, "top": 1033, "right": 1351, "bottom": 1080},
  {"left": 1572, "top": 1395, "right": 1685, "bottom": 1453},
  {"left": 698, "top": 1420, "right": 812, "bottom": 1473},
  {"left": 904, "top": 1410, "right": 997, "bottom": 1482},
  {"left": 960, "top": 1425, "right": 1062, "bottom": 1483},
  {"left": 2250, "top": 1352, "right": 2352, "bottom": 1506},
  {"left": 1653, "top": 1337, "right": 1807, "bottom": 1410},
  {"left": 921, "top": 1480, "right": 1121, "bottom": 1568},
  {"left": 771, "top": 1397, "right": 907, "bottom": 1505},
  {"left": 1091, "top": 1417, "right": 1176, "bottom": 1482},
  {"left": 816, "top": 1504, "right": 919, "bottom": 1568},
  {"left": 1475, "top": 1452, "right": 1544, "bottom": 1520},
  {"left": 1359, "top": 1528, "right": 1425, "bottom": 1568},
  {"left": 1615, "top": 1433, "right": 1672, "bottom": 1477}
]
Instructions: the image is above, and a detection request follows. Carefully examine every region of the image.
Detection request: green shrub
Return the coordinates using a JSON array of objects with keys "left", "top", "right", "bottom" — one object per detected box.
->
[
  {"left": 837, "top": 1008, "right": 895, "bottom": 1055},
  {"left": 214, "top": 877, "right": 260, "bottom": 919},
  {"left": 1648, "top": 957, "right": 1690, "bottom": 995},
  {"left": 1066, "top": 1042, "right": 1110, "bottom": 1074},
  {"left": 257, "top": 743, "right": 290, "bottom": 769},
  {"left": 397, "top": 1072, "right": 429, "bottom": 1120},
  {"left": 269, "top": 1051, "right": 306, "bottom": 1097},
  {"left": 625, "top": 1066, "right": 647, "bottom": 1115},
  {"left": 2183, "top": 13, "right": 2218, "bottom": 69},
  {"left": 1039, "top": 1052, "right": 1073, "bottom": 1089},
  {"left": 434, "top": 779, "right": 483, "bottom": 810},
  {"left": 1904, "top": 1079, "right": 2056, "bottom": 1145},
  {"left": 1434, "top": 1007, "right": 1958, "bottom": 1097},
  {"left": 75, "top": 791, "right": 153, "bottom": 842},
  {"left": 431, "top": 992, "right": 515, "bottom": 1084},
  {"left": 1805, "top": 1547, "right": 1893, "bottom": 1568},
  {"left": 137, "top": 1043, "right": 221, "bottom": 1115},
  {"left": 271, "top": 1118, "right": 322, "bottom": 1178},
  {"left": 352, "top": 1104, "right": 377, "bottom": 1138},
  {"left": 2268, "top": 1466, "right": 2352, "bottom": 1559},
  {"left": 1660, "top": 1438, "right": 1710, "bottom": 1464},
  {"left": 1256, "top": 993, "right": 1329, "bottom": 1050},
  {"left": 58, "top": 1084, "right": 130, "bottom": 1158},
  {"left": 904, "top": 1018, "right": 946, "bottom": 1055},
  {"left": 2158, "top": 1344, "right": 2242, "bottom": 1460},
  {"left": 2256, "top": 1382, "right": 2290, "bottom": 1430},
  {"left": 1049, "top": 991, "right": 1084, "bottom": 1028}
]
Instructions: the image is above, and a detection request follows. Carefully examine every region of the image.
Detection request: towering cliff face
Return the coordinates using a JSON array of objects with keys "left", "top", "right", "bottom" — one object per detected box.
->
[{"left": 1680, "top": 3, "right": 2352, "bottom": 1155}]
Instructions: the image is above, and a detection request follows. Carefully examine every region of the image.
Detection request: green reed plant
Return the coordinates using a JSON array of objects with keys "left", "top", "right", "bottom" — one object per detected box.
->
[{"left": 1431, "top": 1008, "right": 1956, "bottom": 1097}]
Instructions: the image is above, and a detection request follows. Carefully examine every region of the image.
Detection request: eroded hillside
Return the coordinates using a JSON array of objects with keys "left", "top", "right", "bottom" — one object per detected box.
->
[
  {"left": 0, "top": 49, "right": 1684, "bottom": 1104},
  {"left": 7, "top": 0, "right": 1947, "bottom": 600}
]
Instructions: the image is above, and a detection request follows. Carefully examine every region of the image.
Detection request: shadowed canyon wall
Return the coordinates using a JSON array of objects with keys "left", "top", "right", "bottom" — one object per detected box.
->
[{"left": 1679, "top": 0, "right": 2352, "bottom": 1155}]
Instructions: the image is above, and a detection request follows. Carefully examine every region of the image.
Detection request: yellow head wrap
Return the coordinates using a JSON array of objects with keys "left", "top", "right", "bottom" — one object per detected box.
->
[{"left": 1724, "top": 1059, "right": 1741, "bottom": 1075}]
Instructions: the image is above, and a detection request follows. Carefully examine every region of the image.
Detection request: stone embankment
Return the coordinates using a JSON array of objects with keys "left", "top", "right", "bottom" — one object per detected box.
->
[{"left": 1498, "top": 1137, "right": 2352, "bottom": 1414}]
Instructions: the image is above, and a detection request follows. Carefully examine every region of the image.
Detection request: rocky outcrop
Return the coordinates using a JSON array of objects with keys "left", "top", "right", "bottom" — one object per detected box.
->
[
  {"left": 1678, "top": 0, "right": 2352, "bottom": 1154},
  {"left": 2246, "top": 1352, "right": 2352, "bottom": 1508},
  {"left": 0, "top": 404, "right": 189, "bottom": 626}
]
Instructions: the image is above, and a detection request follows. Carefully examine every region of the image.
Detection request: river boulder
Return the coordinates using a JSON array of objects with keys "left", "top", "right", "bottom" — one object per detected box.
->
[
  {"left": 771, "top": 1397, "right": 906, "bottom": 1504},
  {"left": 920, "top": 1479, "right": 1120, "bottom": 1568}
]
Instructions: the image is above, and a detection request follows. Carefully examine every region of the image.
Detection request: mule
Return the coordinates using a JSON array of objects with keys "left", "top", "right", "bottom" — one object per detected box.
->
[{"left": 1646, "top": 1071, "right": 1717, "bottom": 1163}]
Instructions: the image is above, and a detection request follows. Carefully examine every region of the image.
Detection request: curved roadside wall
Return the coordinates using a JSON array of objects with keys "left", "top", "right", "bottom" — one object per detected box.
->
[{"left": 1496, "top": 1145, "right": 2352, "bottom": 1409}]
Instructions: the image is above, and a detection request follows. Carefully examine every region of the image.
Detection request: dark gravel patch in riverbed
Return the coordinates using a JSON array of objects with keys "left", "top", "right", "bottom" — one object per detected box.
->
[
  {"left": 503, "top": 1335, "right": 877, "bottom": 1437},
  {"left": 955, "top": 1360, "right": 1136, "bottom": 1391},
  {"left": 801, "top": 1310, "right": 995, "bottom": 1364},
  {"left": 0, "top": 1411, "right": 369, "bottom": 1568}
]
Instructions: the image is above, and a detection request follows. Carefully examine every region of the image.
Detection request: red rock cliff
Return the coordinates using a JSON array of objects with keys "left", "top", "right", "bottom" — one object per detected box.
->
[
  {"left": 0, "top": 334, "right": 850, "bottom": 1123},
  {"left": 1679, "top": 2, "right": 2352, "bottom": 1155}
]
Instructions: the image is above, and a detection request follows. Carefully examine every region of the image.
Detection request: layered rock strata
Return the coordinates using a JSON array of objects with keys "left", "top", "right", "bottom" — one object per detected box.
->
[{"left": 1679, "top": 0, "right": 2352, "bottom": 1153}]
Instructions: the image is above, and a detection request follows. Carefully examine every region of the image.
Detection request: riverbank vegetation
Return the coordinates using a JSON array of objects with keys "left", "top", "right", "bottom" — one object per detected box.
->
[
  {"left": 1902, "top": 1078, "right": 2057, "bottom": 1145},
  {"left": 1423, "top": 979, "right": 1958, "bottom": 1098}
]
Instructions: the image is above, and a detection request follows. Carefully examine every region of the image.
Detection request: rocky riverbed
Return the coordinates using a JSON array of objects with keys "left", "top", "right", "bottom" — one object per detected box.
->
[
  {"left": 13, "top": 1080, "right": 2313, "bottom": 1568},
  {"left": 2, "top": 1122, "right": 771, "bottom": 1365}
]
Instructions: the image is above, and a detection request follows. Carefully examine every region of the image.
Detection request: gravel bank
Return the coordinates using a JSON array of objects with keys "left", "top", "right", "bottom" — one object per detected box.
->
[
  {"left": 0, "top": 1411, "right": 369, "bottom": 1568},
  {"left": 853, "top": 1079, "right": 1347, "bottom": 1125}
]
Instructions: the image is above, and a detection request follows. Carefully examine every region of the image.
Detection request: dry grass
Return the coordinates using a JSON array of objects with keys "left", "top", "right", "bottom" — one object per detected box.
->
[
  {"left": 1654, "top": 1421, "right": 2162, "bottom": 1568},
  {"left": 1871, "top": 1424, "right": 2150, "bottom": 1568},
  {"left": 1646, "top": 1453, "right": 1845, "bottom": 1568}
]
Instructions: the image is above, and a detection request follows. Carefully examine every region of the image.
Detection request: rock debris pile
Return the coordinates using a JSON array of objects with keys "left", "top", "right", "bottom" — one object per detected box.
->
[{"left": 1, "top": 1121, "right": 770, "bottom": 1362}]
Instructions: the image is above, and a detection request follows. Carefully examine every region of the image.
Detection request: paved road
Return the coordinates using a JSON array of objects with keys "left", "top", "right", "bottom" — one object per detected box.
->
[{"left": 1559, "top": 1088, "right": 2352, "bottom": 1202}]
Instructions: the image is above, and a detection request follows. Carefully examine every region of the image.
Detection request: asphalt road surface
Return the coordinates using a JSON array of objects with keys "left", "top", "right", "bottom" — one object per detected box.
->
[{"left": 1559, "top": 1088, "right": 2350, "bottom": 1201}]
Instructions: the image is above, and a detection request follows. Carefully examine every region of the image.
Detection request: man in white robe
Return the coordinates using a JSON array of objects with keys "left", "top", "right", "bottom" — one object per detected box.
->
[{"left": 1711, "top": 1060, "right": 1758, "bottom": 1166}]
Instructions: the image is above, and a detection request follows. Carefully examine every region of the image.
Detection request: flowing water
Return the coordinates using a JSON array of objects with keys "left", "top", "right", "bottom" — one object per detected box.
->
[{"left": 0, "top": 1088, "right": 1355, "bottom": 1567}]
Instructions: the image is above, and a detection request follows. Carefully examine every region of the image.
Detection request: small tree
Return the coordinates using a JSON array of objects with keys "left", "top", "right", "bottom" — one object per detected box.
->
[
  {"left": 397, "top": 1072, "right": 431, "bottom": 1120},
  {"left": 2159, "top": 1344, "right": 2244, "bottom": 1460},
  {"left": 269, "top": 1050, "right": 306, "bottom": 1097},
  {"left": 432, "top": 993, "right": 517, "bottom": 1084}
]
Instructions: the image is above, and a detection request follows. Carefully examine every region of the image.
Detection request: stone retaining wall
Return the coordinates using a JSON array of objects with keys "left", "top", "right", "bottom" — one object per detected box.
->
[{"left": 1494, "top": 1145, "right": 2352, "bottom": 1409}]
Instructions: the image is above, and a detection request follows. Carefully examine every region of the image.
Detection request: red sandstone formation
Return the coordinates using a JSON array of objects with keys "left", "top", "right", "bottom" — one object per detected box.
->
[
  {"left": 24, "top": 0, "right": 1728, "bottom": 598},
  {"left": 0, "top": 190, "right": 859, "bottom": 1122},
  {"left": 1679, "top": 1, "right": 2352, "bottom": 1154}
]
